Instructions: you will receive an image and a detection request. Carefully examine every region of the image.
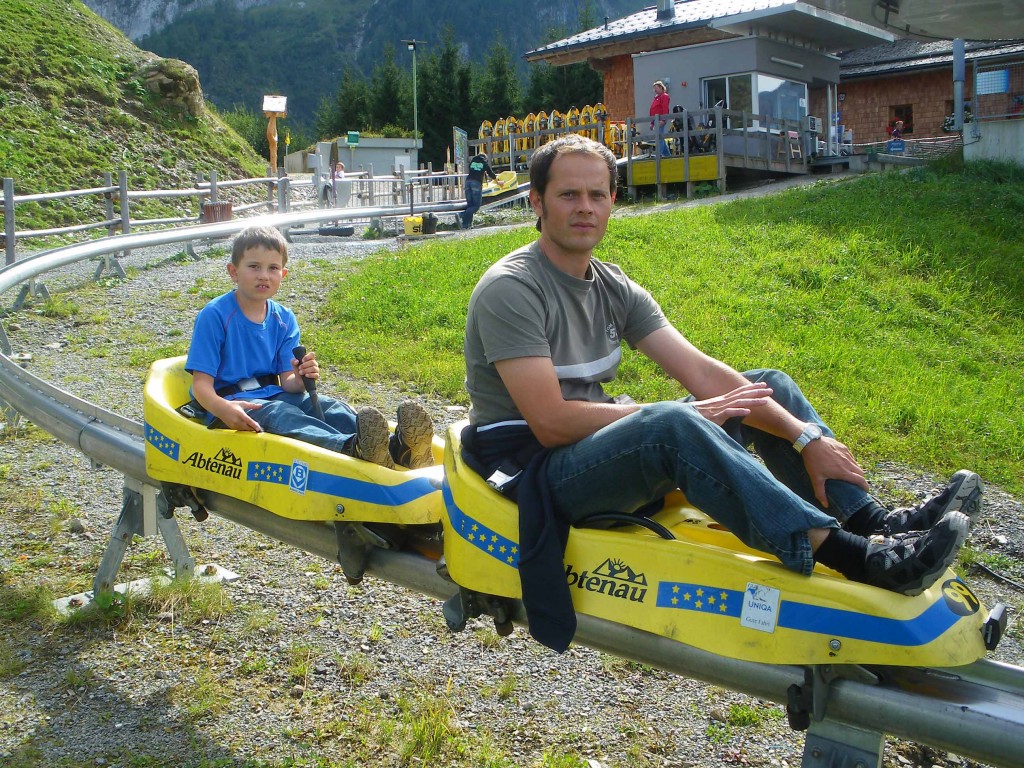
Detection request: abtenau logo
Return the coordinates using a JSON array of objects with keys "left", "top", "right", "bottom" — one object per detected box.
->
[
  {"left": 182, "top": 447, "right": 242, "bottom": 479},
  {"left": 565, "top": 558, "right": 648, "bottom": 603}
]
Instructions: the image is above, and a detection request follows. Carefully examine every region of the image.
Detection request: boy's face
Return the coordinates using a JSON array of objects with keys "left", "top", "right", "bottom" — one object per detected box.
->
[{"left": 227, "top": 245, "right": 287, "bottom": 305}]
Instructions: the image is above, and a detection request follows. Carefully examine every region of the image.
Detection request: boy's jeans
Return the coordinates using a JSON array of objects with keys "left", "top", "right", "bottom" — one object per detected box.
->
[
  {"left": 542, "top": 369, "right": 872, "bottom": 574},
  {"left": 246, "top": 391, "right": 358, "bottom": 454}
]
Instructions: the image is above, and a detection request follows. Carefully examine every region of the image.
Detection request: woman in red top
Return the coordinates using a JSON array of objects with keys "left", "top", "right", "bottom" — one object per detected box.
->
[{"left": 649, "top": 80, "right": 671, "bottom": 156}]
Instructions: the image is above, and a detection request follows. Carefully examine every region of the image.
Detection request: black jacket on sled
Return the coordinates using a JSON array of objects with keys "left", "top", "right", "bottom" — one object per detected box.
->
[{"left": 460, "top": 423, "right": 575, "bottom": 653}]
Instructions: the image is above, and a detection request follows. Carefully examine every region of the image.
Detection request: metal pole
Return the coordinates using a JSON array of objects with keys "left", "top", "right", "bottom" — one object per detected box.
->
[
  {"left": 3, "top": 177, "right": 14, "bottom": 266},
  {"left": 953, "top": 38, "right": 966, "bottom": 132},
  {"left": 403, "top": 39, "right": 423, "bottom": 164},
  {"left": 412, "top": 46, "right": 419, "bottom": 143},
  {"left": 826, "top": 86, "right": 835, "bottom": 156}
]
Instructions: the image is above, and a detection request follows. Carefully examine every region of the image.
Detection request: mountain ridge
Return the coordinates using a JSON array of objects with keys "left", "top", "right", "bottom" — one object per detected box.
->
[{"left": 81, "top": 0, "right": 638, "bottom": 127}]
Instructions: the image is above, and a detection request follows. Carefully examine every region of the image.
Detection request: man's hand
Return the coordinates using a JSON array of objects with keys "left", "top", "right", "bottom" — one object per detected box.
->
[
  {"left": 801, "top": 437, "right": 869, "bottom": 507},
  {"left": 213, "top": 400, "right": 264, "bottom": 432},
  {"left": 688, "top": 381, "right": 773, "bottom": 426}
]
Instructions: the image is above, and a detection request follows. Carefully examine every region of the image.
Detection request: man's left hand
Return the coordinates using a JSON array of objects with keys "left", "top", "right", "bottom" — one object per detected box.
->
[
  {"left": 689, "top": 381, "right": 773, "bottom": 426},
  {"left": 801, "top": 437, "right": 869, "bottom": 507}
]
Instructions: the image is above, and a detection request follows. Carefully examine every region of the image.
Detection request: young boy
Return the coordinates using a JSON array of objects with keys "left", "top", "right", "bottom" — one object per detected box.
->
[{"left": 185, "top": 225, "right": 434, "bottom": 470}]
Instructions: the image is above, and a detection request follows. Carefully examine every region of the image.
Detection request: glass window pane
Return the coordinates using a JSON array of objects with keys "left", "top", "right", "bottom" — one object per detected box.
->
[
  {"left": 757, "top": 75, "right": 807, "bottom": 123},
  {"left": 704, "top": 77, "right": 727, "bottom": 110},
  {"left": 728, "top": 75, "right": 753, "bottom": 113}
]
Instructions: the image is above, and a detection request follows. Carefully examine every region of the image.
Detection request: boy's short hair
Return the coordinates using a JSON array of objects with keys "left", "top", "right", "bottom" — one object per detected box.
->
[{"left": 231, "top": 226, "right": 288, "bottom": 266}]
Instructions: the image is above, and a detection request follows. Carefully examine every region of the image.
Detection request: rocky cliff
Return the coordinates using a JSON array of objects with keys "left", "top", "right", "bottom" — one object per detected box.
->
[{"left": 82, "top": 0, "right": 272, "bottom": 39}]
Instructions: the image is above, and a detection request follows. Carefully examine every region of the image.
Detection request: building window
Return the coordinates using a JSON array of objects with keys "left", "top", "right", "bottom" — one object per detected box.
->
[
  {"left": 703, "top": 74, "right": 753, "bottom": 128},
  {"left": 890, "top": 104, "right": 914, "bottom": 135},
  {"left": 702, "top": 73, "right": 806, "bottom": 129},
  {"left": 757, "top": 75, "right": 808, "bottom": 123}
]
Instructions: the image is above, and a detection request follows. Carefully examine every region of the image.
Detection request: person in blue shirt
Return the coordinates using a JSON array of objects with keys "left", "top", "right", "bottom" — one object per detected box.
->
[
  {"left": 461, "top": 152, "right": 498, "bottom": 229},
  {"left": 185, "top": 226, "right": 434, "bottom": 470}
]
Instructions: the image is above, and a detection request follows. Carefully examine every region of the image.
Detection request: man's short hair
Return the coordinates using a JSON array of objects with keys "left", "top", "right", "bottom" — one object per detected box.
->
[
  {"left": 528, "top": 134, "right": 617, "bottom": 201},
  {"left": 231, "top": 226, "right": 288, "bottom": 266}
]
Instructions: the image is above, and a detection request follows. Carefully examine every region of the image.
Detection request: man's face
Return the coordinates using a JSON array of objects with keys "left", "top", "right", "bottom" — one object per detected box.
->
[
  {"left": 531, "top": 152, "right": 615, "bottom": 260},
  {"left": 228, "top": 245, "right": 287, "bottom": 305}
]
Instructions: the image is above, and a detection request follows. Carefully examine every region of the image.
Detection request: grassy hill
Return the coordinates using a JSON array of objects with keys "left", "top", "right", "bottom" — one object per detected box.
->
[
  {"left": 308, "top": 159, "right": 1024, "bottom": 496},
  {"left": 0, "top": 0, "right": 266, "bottom": 229}
]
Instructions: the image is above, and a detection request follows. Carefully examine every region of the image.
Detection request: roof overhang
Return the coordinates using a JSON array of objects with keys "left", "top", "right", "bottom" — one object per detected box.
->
[
  {"left": 711, "top": 3, "right": 896, "bottom": 49},
  {"left": 524, "top": 0, "right": 896, "bottom": 67},
  {"left": 802, "top": 0, "right": 1024, "bottom": 40},
  {"left": 526, "top": 27, "right": 732, "bottom": 67}
]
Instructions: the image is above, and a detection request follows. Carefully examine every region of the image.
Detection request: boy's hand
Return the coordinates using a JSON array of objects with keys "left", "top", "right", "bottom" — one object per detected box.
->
[
  {"left": 293, "top": 350, "right": 320, "bottom": 380},
  {"left": 215, "top": 400, "right": 264, "bottom": 432}
]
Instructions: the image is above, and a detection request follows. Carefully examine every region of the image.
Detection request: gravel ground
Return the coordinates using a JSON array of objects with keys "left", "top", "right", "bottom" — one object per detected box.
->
[{"left": 1, "top": 200, "right": 1022, "bottom": 768}]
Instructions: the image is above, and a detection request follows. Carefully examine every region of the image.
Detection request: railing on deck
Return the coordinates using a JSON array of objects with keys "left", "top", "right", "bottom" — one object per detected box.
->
[{"left": 468, "top": 106, "right": 806, "bottom": 197}]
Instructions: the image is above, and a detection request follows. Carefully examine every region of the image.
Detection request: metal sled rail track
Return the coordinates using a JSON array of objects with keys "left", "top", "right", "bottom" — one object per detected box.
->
[{"left": 2, "top": 217, "right": 1023, "bottom": 767}]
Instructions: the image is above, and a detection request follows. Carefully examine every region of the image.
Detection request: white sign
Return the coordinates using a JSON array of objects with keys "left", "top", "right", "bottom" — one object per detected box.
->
[
  {"left": 740, "top": 582, "right": 780, "bottom": 634},
  {"left": 263, "top": 94, "right": 287, "bottom": 113}
]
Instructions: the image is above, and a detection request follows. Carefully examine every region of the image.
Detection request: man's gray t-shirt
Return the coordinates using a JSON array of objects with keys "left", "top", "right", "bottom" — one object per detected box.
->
[{"left": 465, "top": 241, "right": 669, "bottom": 425}]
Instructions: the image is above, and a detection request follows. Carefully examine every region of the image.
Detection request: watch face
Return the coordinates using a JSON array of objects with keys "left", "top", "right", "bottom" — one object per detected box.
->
[{"left": 807, "top": 424, "right": 823, "bottom": 439}]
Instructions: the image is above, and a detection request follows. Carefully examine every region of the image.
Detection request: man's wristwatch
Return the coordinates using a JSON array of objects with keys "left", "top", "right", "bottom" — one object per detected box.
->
[{"left": 793, "top": 423, "right": 823, "bottom": 453}]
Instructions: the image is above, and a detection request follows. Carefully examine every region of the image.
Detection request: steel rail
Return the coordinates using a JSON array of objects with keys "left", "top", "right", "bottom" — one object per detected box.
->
[{"left": 1, "top": 218, "right": 1023, "bottom": 767}]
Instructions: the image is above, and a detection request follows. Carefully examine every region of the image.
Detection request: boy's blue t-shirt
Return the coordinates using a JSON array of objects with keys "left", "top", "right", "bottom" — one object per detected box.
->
[{"left": 185, "top": 290, "right": 299, "bottom": 402}]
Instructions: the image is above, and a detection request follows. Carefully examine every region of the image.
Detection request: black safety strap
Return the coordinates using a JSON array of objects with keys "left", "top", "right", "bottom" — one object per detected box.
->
[{"left": 176, "top": 373, "right": 280, "bottom": 422}]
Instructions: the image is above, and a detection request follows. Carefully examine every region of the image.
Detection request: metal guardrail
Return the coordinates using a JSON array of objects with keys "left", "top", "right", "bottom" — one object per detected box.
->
[
  {"left": 0, "top": 213, "right": 1023, "bottom": 767},
  {"left": 1, "top": 168, "right": 468, "bottom": 269}
]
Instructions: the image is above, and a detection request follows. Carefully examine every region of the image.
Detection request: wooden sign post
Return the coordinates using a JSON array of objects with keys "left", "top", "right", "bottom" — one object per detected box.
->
[{"left": 262, "top": 95, "right": 288, "bottom": 173}]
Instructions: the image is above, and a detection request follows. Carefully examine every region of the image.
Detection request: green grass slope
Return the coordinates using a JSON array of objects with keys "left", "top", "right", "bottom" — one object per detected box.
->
[
  {"left": 309, "top": 159, "right": 1024, "bottom": 496},
  {"left": 0, "top": 0, "right": 266, "bottom": 228}
]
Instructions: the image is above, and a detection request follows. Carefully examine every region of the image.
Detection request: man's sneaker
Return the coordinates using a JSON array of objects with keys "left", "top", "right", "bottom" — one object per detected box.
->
[
  {"left": 354, "top": 407, "right": 395, "bottom": 469},
  {"left": 390, "top": 400, "right": 435, "bottom": 469},
  {"left": 880, "top": 470, "right": 983, "bottom": 535},
  {"left": 863, "top": 510, "right": 969, "bottom": 596}
]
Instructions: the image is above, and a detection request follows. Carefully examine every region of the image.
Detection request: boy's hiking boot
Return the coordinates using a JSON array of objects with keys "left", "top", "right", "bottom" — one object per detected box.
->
[
  {"left": 863, "top": 510, "right": 969, "bottom": 596},
  {"left": 390, "top": 400, "right": 435, "bottom": 469},
  {"left": 354, "top": 407, "right": 395, "bottom": 469},
  {"left": 880, "top": 470, "right": 982, "bottom": 535}
]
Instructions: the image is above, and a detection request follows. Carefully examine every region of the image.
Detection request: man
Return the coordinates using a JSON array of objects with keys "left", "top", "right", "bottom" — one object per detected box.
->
[
  {"left": 463, "top": 135, "right": 980, "bottom": 651},
  {"left": 462, "top": 151, "right": 498, "bottom": 229}
]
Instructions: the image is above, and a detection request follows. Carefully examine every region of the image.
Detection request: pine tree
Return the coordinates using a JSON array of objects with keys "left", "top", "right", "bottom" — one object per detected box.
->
[
  {"left": 478, "top": 38, "right": 522, "bottom": 125},
  {"left": 369, "top": 44, "right": 405, "bottom": 131},
  {"left": 333, "top": 68, "right": 371, "bottom": 136},
  {"left": 418, "top": 28, "right": 475, "bottom": 166}
]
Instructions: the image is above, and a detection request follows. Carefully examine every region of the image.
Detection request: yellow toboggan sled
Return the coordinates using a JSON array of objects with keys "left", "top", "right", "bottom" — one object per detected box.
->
[{"left": 145, "top": 357, "right": 1004, "bottom": 666}]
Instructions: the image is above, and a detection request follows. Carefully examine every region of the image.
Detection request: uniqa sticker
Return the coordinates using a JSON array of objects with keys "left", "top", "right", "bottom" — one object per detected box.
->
[{"left": 740, "top": 583, "right": 780, "bottom": 633}]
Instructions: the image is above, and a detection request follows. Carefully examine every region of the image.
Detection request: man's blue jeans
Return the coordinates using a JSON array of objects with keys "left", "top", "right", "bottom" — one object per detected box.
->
[
  {"left": 462, "top": 179, "right": 483, "bottom": 229},
  {"left": 542, "top": 369, "right": 872, "bottom": 575},
  {"left": 245, "top": 391, "right": 358, "bottom": 454}
]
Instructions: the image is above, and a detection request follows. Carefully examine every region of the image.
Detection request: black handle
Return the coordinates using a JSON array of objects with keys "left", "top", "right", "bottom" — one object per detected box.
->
[{"left": 292, "top": 345, "right": 325, "bottom": 420}]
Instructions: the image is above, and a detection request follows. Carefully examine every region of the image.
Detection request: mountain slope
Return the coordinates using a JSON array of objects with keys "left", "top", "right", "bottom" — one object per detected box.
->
[{"left": 0, "top": 0, "right": 266, "bottom": 227}]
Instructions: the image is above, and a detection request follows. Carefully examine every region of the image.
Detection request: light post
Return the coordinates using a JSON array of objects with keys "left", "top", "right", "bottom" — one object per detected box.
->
[{"left": 402, "top": 40, "right": 423, "bottom": 142}]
